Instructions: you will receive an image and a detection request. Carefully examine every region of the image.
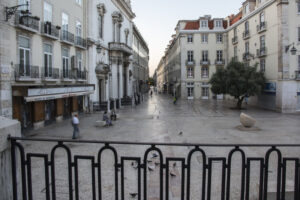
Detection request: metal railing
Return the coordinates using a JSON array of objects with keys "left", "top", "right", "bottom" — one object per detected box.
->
[
  {"left": 41, "top": 22, "right": 60, "bottom": 39},
  {"left": 295, "top": 70, "right": 300, "bottom": 80},
  {"left": 75, "top": 36, "right": 87, "bottom": 49},
  {"left": 200, "top": 59, "right": 210, "bottom": 65},
  {"left": 243, "top": 52, "right": 251, "bottom": 61},
  {"left": 109, "top": 42, "right": 132, "bottom": 55},
  {"left": 42, "top": 67, "right": 60, "bottom": 79},
  {"left": 243, "top": 30, "right": 250, "bottom": 39},
  {"left": 215, "top": 59, "right": 225, "bottom": 65},
  {"left": 76, "top": 70, "right": 87, "bottom": 80},
  {"left": 10, "top": 137, "right": 300, "bottom": 200},
  {"left": 61, "top": 30, "right": 75, "bottom": 44},
  {"left": 185, "top": 60, "right": 195, "bottom": 66},
  {"left": 15, "top": 11, "right": 39, "bottom": 32},
  {"left": 257, "top": 22, "right": 267, "bottom": 33},
  {"left": 257, "top": 47, "right": 267, "bottom": 57},
  {"left": 232, "top": 36, "right": 238, "bottom": 44},
  {"left": 15, "top": 64, "right": 39, "bottom": 80},
  {"left": 61, "top": 69, "right": 74, "bottom": 79}
]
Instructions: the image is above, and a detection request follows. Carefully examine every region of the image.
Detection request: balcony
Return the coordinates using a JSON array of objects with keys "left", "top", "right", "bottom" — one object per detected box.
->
[
  {"left": 243, "top": 30, "right": 250, "bottom": 40},
  {"left": 61, "top": 69, "right": 74, "bottom": 82},
  {"left": 75, "top": 69, "right": 88, "bottom": 82},
  {"left": 61, "top": 30, "right": 75, "bottom": 45},
  {"left": 232, "top": 36, "right": 238, "bottom": 44},
  {"left": 15, "top": 64, "right": 39, "bottom": 81},
  {"left": 200, "top": 60, "right": 210, "bottom": 66},
  {"left": 215, "top": 59, "right": 225, "bottom": 66},
  {"left": 295, "top": 71, "right": 300, "bottom": 80},
  {"left": 109, "top": 42, "right": 132, "bottom": 55},
  {"left": 41, "top": 22, "right": 60, "bottom": 40},
  {"left": 75, "top": 36, "right": 87, "bottom": 49},
  {"left": 185, "top": 60, "right": 195, "bottom": 66},
  {"left": 41, "top": 67, "right": 60, "bottom": 81},
  {"left": 257, "top": 22, "right": 267, "bottom": 33},
  {"left": 243, "top": 52, "right": 251, "bottom": 61},
  {"left": 257, "top": 47, "right": 267, "bottom": 57},
  {"left": 15, "top": 11, "right": 39, "bottom": 33}
]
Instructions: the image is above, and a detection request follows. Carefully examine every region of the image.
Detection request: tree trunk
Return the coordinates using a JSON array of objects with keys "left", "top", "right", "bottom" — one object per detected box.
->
[{"left": 236, "top": 97, "right": 244, "bottom": 109}]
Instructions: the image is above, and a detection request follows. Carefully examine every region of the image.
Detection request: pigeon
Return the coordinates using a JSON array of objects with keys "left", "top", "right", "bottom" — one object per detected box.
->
[
  {"left": 170, "top": 171, "right": 176, "bottom": 177},
  {"left": 148, "top": 165, "right": 155, "bottom": 171},
  {"left": 131, "top": 162, "right": 135, "bottom": 166},
  {"left": 129, "top": 192, "right": 138, "bottom": 198},
  {"left": 173, "top": 162, "right": 177, "bottom": 167},
  {"left": 152, "top": 153, "right": 158, "bottom": 158},
  {"left": 154, "top": 162, "right": 160, "bottom": 166},
  {"left": 178, "top": 131, "right": 183, "bottom": 136}
]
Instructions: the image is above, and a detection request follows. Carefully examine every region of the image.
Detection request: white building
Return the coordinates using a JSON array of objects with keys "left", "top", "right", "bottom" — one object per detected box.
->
[
  {"left": 157, "top": 0, "right": 300, "bottom": 113},
  {"left": 87, "top": 0, "right": 135, "bottom": 111}
]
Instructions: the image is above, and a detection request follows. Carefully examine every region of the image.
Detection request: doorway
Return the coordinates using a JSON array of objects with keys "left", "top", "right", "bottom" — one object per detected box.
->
[{"left": 45, "top": 100, "right": 56, "bottom": 125}]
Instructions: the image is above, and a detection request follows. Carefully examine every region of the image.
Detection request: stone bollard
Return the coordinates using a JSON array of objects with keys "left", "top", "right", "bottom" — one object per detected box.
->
[
  {"left": 240, "top": 113, "right": 256, "bottom": 128},
  {"left": 0, "top": 116, "right": 21, "bottom": 200}
]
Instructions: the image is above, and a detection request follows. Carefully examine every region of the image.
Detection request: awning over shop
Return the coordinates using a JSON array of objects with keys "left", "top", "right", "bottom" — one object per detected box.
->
[{"left": 24, "top": 86, "right": 95, "bottom": 102}]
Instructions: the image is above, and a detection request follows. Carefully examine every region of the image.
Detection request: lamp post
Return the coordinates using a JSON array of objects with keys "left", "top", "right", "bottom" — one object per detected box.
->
[
  {"left": 285, "top": 43, "right": 297, "bottom": 55},
  {"left": 5, "top": 1, "right": 29, "bottom": 21}
]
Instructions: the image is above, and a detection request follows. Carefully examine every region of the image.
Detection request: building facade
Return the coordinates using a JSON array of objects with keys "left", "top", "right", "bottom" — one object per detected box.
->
[
  {"left": 157, "top": 0, "right": 300, "bottom": 113},
  {"left": 132, "top": 24, "right": 149, "bottom": 96},
  {"left": 0, "top": 0, "right": 94, "bottom": 131}
]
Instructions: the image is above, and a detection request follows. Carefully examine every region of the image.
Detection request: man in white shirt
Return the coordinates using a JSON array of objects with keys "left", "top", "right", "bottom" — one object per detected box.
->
[{"left": 72, "top": 114, "right": 80, "bottom": 139}]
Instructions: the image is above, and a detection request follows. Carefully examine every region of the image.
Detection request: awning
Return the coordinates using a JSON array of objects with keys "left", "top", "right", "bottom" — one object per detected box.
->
[{"left": 25, "top": 91, "right": 94, "bottom": 102}]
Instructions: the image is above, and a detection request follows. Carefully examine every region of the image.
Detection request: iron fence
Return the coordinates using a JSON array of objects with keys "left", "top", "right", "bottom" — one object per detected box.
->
[{"left": 10, "top": 137, "right": 300, "bottom": 200}]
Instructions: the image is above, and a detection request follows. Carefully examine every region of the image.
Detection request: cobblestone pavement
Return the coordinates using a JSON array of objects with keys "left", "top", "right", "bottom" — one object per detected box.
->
[{"left": 20, "top": 94, "right": 300, "bottom": 199}]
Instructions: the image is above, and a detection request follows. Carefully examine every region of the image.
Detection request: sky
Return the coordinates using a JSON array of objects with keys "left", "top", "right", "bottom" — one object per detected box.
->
[{"left": 131, "top": 0, "right": 244, "bottom": 76}]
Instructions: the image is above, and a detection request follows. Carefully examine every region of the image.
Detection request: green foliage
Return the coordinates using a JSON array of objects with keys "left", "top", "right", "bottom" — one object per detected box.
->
[{"left": 209, "top": 60, "right": 266, "bottom": 108}]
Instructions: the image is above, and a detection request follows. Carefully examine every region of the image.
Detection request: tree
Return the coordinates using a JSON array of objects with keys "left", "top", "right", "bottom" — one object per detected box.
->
[{"left": 209, "top": 61, "right": 266, "bottom": 109}]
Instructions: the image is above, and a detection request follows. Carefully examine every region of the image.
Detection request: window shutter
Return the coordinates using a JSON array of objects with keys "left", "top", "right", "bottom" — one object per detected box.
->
[{"left": 71, "top": 56, "right": 75, "bottom": 69}]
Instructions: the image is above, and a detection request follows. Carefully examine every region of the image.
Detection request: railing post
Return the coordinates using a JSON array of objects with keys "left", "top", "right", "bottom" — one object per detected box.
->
[{"left": 0, "top": 117, "right": 22, "bottom": 200}]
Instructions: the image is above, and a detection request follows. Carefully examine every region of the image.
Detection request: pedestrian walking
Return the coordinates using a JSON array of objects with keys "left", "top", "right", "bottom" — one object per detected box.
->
[
  {"left": 72, "top": 114, "right": 80, "bottom": 139},
  {"left": 103, "top": 111, "right": 113, "bottom": 126},
  {"left": 173, "top": 96, "right": 177, "bottom": 105},
  {"left": 150, "top": 90, "right": 153, "bottom": 97}
]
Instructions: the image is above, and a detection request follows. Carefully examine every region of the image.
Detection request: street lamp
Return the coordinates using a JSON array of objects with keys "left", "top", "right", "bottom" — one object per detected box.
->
[
  {"left": 96, "top": 44, "right": 102, "bottom": 54},
  {"left": 5, "top": 1, "right": 29, "bottom": 21},
  {"left": 285, "top": 43, "right": 297, "bottom": 55}
]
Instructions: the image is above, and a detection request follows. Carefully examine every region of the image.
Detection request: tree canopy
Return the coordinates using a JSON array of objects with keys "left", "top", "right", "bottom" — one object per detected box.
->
[{"left": 209, "top": 61, "right": 266, "bottom": 109}]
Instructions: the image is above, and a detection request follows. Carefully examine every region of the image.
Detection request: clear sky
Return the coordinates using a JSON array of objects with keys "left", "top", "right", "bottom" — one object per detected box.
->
[{"left": 131, "top": 0, "right": 244, "bottom": 76}]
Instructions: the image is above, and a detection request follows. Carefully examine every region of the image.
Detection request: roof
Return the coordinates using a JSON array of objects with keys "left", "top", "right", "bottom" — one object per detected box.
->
[
  {"left": 184, "top": 21, "right": 200, "bottom": 30},
  {"left": 230, "top": 12, "right": 243, "bottom": 26}
]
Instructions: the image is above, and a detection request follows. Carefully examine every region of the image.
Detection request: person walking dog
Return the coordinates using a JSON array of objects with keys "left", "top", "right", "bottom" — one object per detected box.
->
[{"left": 72, "top": 114, "right": 80, "bottom": 139}]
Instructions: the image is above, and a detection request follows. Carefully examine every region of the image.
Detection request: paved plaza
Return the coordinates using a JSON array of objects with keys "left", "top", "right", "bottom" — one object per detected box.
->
[{"left": 21, "top": 94, "right": 300, "bottom": 200}]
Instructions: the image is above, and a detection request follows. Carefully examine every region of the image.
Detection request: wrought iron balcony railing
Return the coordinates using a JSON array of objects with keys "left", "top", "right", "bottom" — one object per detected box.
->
[
  {"left": 61, "top": 69, "right": 75, "bottom": 80},
  {"left": 109, "top": 42, "right": 132, "bottom": 55},
  {"left": 243, "top": 52, "right": 251, "bottom": 61},
  {"left": 257, "top": 22, "right": 267, "bottom": 33},
  {"left": 9, "top": 137, "right": 300, "bottom": 200},
  {"left": 185, "top": 60, "right": 195, "bottom": 66},
  {"left": 61, "top": 30, "right": 75, "bottom": 44},
  {"left": 76, "top": 69, "right": 88, "bottom": 80},
  {"left": 200, "top": 59, "right": 210, "bottom": 66},
  {"left": 15, "top": 11, "right": 39, "bottom": 33},
  {"left": 15, "top": 64, "right": 39, "bottom": 81},
  {"left": 75, "top": 36, "right": 87, "bottom": 49},
  {"left": 243, "top": 30, "right": 250, "bottom": 39},
  {"left": 41, "top": 22, "right": 60, "bottom": 39},
  {"left": 41, "top": 67, "right": 60, "bottom": 80},
  {"left": 295, "top": 70, "right": 300, "bottom": 80},
  {"left": 257, "top": 47, "right": 267, "bottom": 57},
  {"left": 232, "top": 36, "right": 238, "bottom": 44},
  {"left": 215, "top": 59, "right": 225, "bottom": 65}
]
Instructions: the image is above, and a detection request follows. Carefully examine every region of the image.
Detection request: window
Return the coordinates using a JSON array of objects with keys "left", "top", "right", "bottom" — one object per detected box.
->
[
  {"left": 44, "top": 2, "right": 52, "bottom": 22},
  {"left": 62, "top": 13, "right": 69, "bottom": 40},
  {"left": 298, "top": 55, "right": 300, "bottom": 70},
  {"left": 187, "top": 51, "right": 193, "bottom": 62},
  {"left": 234, "top": 28, "right": 237, "bottom": 37},
  {"left": 187, "top": 34, "right": 193, "bottom": 43},
  {"left": 201, "top": 67, "right": 209, "bottom": 78},
  {"left": 245, "top": 42, "right": 249, "bottom": 53},
  {"left": 76, "top": 21, "right": 82, "bottom": 37},
  {"left": 234, "top": 46, "right": 238, "bottom": 60},
  {"left": 260, "top": 59, "right": 265, "bottom": 72},
  {"left": 298, "top": 27, "right": 300, "bottom": 42},
  {"left": 260, "top": 12, "right": 265, "bottom": 24},
  {"left": 215, "top": 20, "right": 222, "bottom": 28},
  {"left": 18, "top": 36, "right": 30, "bottom": 76},
  {"left": 62, "top": 48, "right": 69, "bottom": 78},
  {"left": 98, "top": 15, "right": 104, "bottom": 38},
  {"left": 202, "top": 50, "right": 208, "bottom": 61},
  {"left": 200, "top": 20, "right": 208, "bottom": 28},
  {"left": 76, "top": 51, "right": 82, "bottom": 71},
  {"left": 244, "top": 3, "right": 249, "bottom": 14},
  {"left": 76, "top": 0, "right": 82, "bottom": 6},
  {"left": 217, "top": 50, "right": 223, "bottom": 61},
  {"left": 202, "top": 34, "right": 208, "bottom": 43},
  {"left": 202, "top": 87, "right": 209, "bottom": 98},
  {"left": 44, "top": 43, "right": 52, "bottom": 77},
  {"left": 187, "top": 67, "right": 194, "bottom": 78},
  {"left": 216, "top": 34, "right": 223, "bottom": 43},
  {"left": 298, "top": 2, "right": 300, "bottom": 14},
  {"left": 260, "top": 35, "right": 265, "bottom": 48},
  {"left": 245, "top": 21, "right": 249, "bottom": 32}
]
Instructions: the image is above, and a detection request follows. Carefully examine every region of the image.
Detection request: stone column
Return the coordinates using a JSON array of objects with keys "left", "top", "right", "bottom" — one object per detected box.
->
[
  {"left": 118, "top": 62, "right": 123, "bottom": 108},
  {"left": 0, "top": 116, "right": 21, "bottom": 200},
  {"left": 106, "top": 77, "right": 110, "bottom": 112}
]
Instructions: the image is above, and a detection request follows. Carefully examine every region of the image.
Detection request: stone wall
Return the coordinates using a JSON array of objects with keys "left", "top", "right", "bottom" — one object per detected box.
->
[{"left": 0, "top": 116, "right": 21, "bottom": 200}]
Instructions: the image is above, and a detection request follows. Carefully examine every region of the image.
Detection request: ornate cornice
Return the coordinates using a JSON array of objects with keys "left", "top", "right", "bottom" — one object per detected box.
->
[
  {"left": 112, "top": 0, "right": 135, "bottom": 19},
  {"left": 97, "top": 3, "right": 106, "bottom": 16}
]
